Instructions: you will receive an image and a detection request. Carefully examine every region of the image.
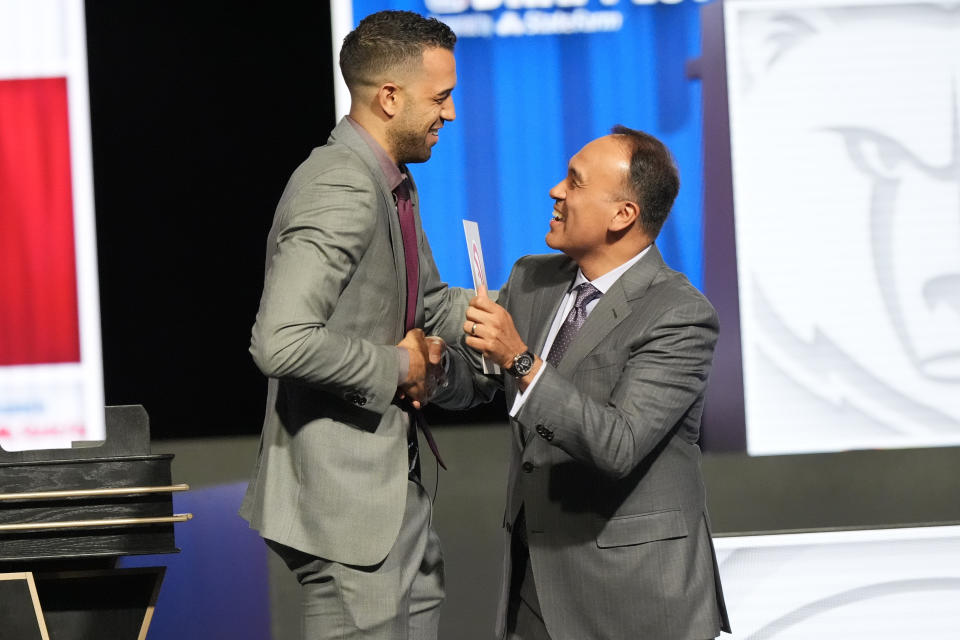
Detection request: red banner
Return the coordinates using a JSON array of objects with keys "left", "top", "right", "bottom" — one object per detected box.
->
[{"left": 0, "top": 77, "right": 80, "bottom": 365}]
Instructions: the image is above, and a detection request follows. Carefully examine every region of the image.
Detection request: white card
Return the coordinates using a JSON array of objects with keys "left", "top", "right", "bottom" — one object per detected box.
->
[{"left": 462, "top": 220, "right": 500, "bottom": 374}]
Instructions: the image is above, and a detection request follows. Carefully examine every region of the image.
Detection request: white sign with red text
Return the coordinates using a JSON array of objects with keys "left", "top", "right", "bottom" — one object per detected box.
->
[{"left": 463, "top": 220, "right": 500, "bottom": 375}]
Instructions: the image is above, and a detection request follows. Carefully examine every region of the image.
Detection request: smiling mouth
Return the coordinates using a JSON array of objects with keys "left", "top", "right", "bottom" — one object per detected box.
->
[{"left": 552, "top": 211, "right": 565, "bottom": 222}]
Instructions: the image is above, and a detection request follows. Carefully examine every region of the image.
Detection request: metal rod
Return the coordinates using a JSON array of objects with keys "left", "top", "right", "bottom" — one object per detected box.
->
[
  {"left": 0, "top": 513, "right": 193, "bottom": 532},
  {"left": 0, "top": 484, "right": 189, "bottom": 501}
]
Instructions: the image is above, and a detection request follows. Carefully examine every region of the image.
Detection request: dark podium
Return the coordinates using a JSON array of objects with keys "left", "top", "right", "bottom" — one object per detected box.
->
[{"left": 0, "top": 405, "right": 190, "bottom": 639}]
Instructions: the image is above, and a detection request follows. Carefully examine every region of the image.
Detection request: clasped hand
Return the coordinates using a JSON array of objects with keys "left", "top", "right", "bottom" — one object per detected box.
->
[{"left": 397, "top": 329, "right": 446, "bottom": 408}]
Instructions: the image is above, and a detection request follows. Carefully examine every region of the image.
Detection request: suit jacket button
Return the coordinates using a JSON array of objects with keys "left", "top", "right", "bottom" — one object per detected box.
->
[
  {"left": 505, "top": 521, "right": 512, "bottom": 534},
  {"left": 522, "top": 462, "right": 534, "bottom": 473}
]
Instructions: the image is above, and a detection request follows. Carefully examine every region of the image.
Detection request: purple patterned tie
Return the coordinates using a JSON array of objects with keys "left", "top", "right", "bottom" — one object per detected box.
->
[
  {"left": 546, "top": 282, "right": 602, "bottom": 367},
  {"left": 394, "top": 177, "right": 446, "bottom": 471}
]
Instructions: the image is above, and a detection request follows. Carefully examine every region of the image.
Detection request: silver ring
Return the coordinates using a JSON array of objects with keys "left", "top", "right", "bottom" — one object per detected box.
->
[{"left": 471, "top": 322, "right": 477, "bottom": 336}]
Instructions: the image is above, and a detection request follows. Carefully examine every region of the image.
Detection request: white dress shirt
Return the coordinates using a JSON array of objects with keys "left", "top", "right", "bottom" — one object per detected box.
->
[{"left": 509, "top": 245, "right": 652, "bottom": 416}]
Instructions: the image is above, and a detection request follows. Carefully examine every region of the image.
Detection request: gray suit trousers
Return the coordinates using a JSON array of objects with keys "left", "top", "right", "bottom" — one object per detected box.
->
[{"left": 268, "top": 479, "right": 444, "bottom": 640}]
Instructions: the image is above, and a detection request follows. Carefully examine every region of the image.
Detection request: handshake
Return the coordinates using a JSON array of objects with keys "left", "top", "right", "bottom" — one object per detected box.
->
[
  {"left": 394, "top": 289, "right": 533, "bottom": 407},
  {"left": 396, "top": 329, "right": 448, "bottom": 409}
]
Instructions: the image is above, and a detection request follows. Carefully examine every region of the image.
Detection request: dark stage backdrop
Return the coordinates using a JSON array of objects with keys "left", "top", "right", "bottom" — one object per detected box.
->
[{"left": 86, "top": 3, "right": 335, "bottom": 439}]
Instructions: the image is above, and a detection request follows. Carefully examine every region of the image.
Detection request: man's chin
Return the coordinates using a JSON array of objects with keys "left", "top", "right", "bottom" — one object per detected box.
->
[{"left": 403, "top": 147, "right": 433, "bottom": 164}]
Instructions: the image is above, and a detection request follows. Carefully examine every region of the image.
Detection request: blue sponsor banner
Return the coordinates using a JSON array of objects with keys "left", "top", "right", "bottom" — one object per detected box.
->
[{"left": 349, "top": 0, "right": 706, "bottom": 290}]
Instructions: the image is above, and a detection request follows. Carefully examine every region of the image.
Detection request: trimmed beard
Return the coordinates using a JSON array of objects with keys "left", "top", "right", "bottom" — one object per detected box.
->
[{"left": 388, "top": 122, "right": 433, "bottom": 164}]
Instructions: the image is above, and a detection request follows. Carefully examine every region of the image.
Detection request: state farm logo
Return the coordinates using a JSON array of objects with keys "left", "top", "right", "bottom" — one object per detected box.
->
[
  {"left": 427, "top": 0, "right": 702, "bottom": 37},
  {"left": 427, "top": 0, "right": 696, "bottom": 14}
]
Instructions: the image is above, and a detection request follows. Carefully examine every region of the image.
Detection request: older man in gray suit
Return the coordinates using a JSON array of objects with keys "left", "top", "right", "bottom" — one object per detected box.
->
[
  {"left": 239, "top": 11, "right": 469, "bottom": 640},
  {"left": 442, "top": 126, "right": 731, "bottom": 639}
]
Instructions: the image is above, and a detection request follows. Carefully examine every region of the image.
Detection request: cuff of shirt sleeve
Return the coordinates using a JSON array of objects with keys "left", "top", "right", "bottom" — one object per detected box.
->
[{"left": 508, "top": 361, "right": 548, "bottom": 417}]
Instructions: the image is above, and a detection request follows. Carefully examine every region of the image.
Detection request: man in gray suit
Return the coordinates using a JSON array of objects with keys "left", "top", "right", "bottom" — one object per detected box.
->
[
  {"left": 239, "top": 11, "right": 468, "bottom": 639},
  {"left": 443, "top": 127, "right": 731, "bottom": 639}
]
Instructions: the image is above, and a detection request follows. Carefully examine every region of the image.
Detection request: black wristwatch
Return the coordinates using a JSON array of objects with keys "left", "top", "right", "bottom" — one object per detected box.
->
[{"left": 506, "top": 350, "right": 535, "bottom": 378}]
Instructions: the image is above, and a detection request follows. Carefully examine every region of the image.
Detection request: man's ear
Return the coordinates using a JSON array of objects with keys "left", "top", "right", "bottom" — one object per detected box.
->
[
  {"left": 609, "top": 200, "right": 640, "bottom": 233},
  {"left": 377, "top": 83, "right": 401, "bottom": 117}
]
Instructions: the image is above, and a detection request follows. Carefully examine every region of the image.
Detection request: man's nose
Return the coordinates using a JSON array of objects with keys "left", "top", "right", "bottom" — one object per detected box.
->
[
  {"left": 441, "top": 96, "right": 455, "bottom": 122},
  {"left": 549, "top": 181, "right": 564, "bottom": 200}
]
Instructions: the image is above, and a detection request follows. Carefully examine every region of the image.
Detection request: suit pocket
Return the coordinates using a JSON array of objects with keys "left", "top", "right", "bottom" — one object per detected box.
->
[
  {"left": 596, "top": 508, "right": 688, "bottom": 548},
  {"left": 579, "top": 349, "right": 623, "bottom": 371}
]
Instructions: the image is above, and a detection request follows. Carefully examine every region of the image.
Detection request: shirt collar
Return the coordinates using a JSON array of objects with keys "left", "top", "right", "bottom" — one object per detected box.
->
[
  {"left": 571, "top": 244, "right": 653, "bottom": 294},
  {"left": 346, "top": 115, "right": 405, "bottom": 191}
]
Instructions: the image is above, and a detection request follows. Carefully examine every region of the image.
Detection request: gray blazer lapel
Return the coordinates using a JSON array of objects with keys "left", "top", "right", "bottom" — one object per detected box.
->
[
  {"left": 507, "top": 259, "right": 574, "bottom": 451},
  {"left": 554, "top": 283, "right": 630, "bottom": 378},
  {"left": 329, "top": 118, "right": 406, "bottom": 332},
  {"left": 555, "top": 245, "right": 664, "bottom": 377}
]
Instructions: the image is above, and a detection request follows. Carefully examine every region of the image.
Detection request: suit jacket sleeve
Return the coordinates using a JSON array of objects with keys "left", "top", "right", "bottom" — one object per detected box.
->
[
  {"left": 432, "top": 344, "right": 501, "bottom": 410},
  {"left": 249, "top": 164, "right": 400, "bottom": 415},
  {"left": 515, "top": 297, "right": 718, "bottom": 479}
]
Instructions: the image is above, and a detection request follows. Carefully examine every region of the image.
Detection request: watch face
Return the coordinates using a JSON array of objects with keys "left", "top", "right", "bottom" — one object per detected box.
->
[{"left": 513, "top": 352, "right": 534, "bottom": 376}]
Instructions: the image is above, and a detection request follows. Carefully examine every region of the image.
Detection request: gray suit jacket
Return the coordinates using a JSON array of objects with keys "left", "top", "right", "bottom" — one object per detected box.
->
[
  {"left": 239, "top": 118, "right": 468, "bottom": 566},
  {"left": 444, "top": 247, "right": 730, "bottom": 639}
]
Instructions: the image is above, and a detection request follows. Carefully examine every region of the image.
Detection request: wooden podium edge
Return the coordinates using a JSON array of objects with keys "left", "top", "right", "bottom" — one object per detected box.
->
[
  {"left": 0, "top": 572, "right": 51, "bottom": 640},
  {"left": 139, "top": 565, "right": 166, "bottom": 640},
  {"left": 26, "top": 566, "right": 167, "bottom": 640}
]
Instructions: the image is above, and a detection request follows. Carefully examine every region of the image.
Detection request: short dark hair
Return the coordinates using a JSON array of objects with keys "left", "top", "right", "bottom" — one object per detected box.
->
[
  {"left": 610, "top": 124, "right": 680, "bottom": 239},
  {"left": 340, "top": 11, "right": 456, "bottom": 90}
]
